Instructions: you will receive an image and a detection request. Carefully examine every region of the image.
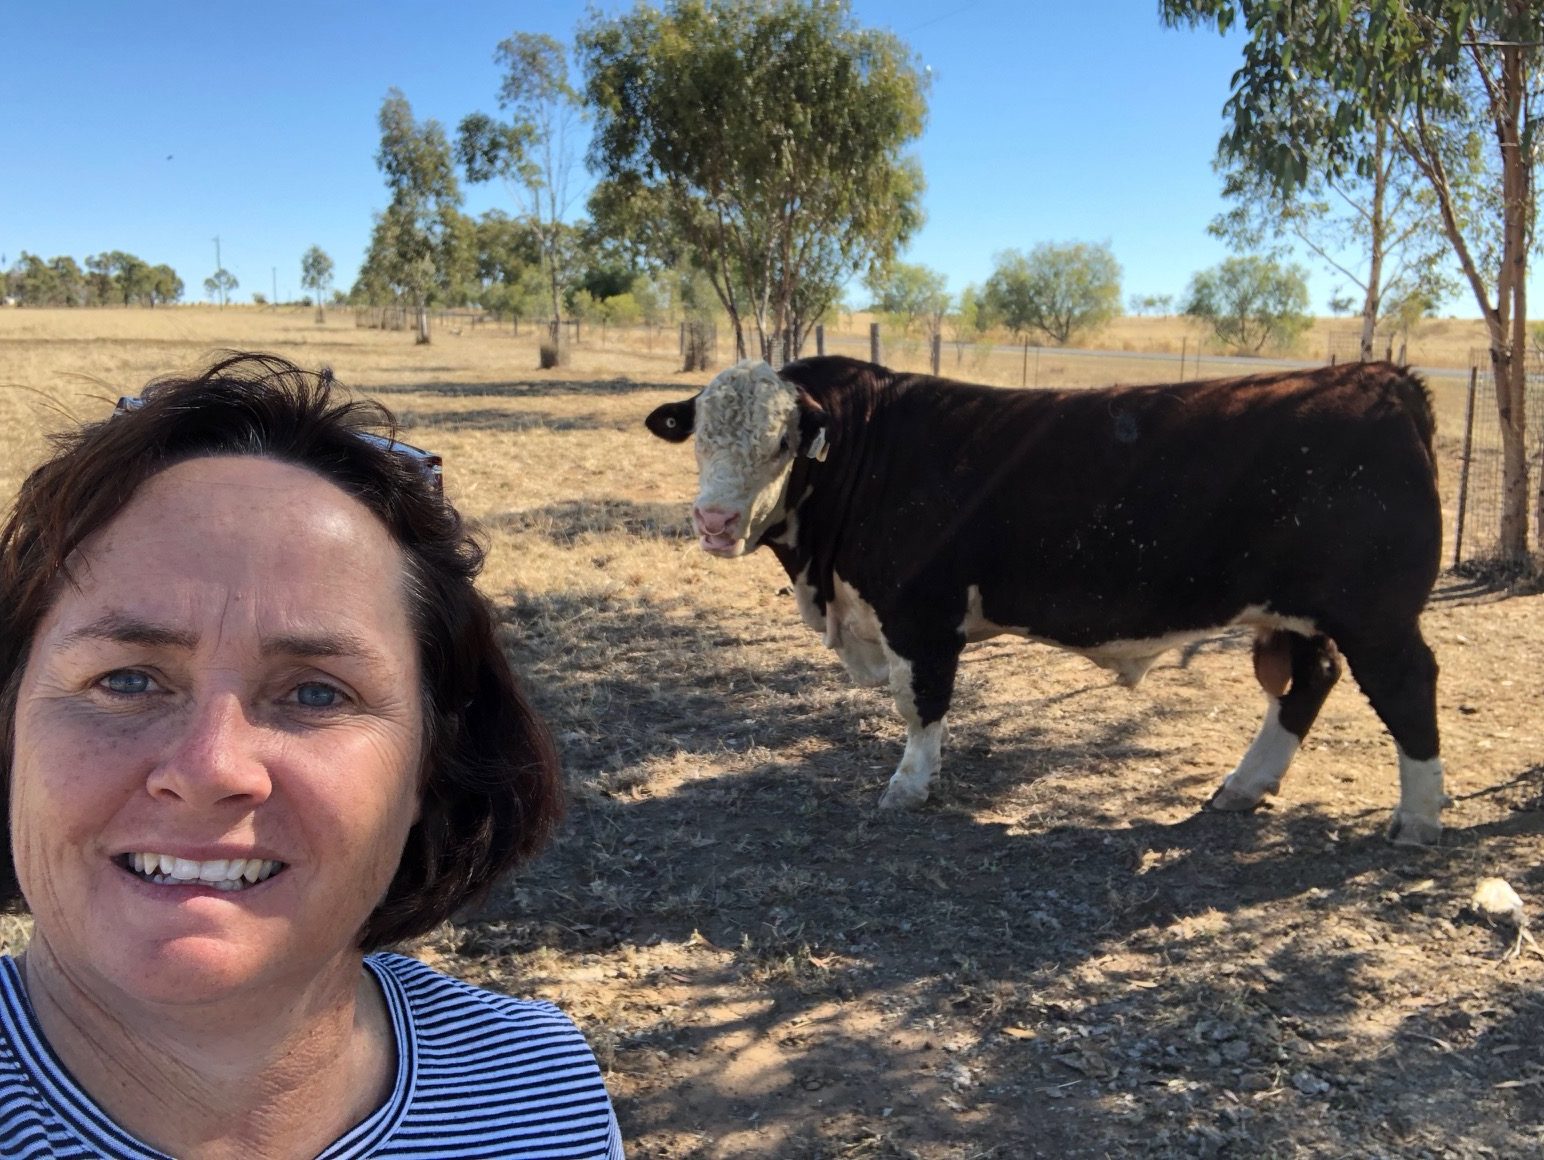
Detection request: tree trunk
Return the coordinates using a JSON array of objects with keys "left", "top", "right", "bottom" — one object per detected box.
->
[
  {"left": 1358, "top": 123, "right": 1389, "bottom": 361},
  {"left": 416, "top": 299, "right": 431, "bottom": 345}
]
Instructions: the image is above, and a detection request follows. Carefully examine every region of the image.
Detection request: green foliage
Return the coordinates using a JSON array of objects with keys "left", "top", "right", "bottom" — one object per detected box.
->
[
  {"left": 868, "top": 261, "right": 949, "bottom": 337},
  {"left": 1386, "top": 287, "right": 1435, "bottom": 338},
  {"left": 357, "top": 89, "right": 466, "bottom": 313},
  {"left": 1183, "top": 256, "right": 1310, "bottom": 353},
  {"left": 982, "top": 241, "right": 1122, "bottom": 345},
  {"left": 300, "top": 246, "right": 335, "bottom": 308},
  {"left": 6, "top": 251, "right": 180, "bottom": 307},
  {"left": 1127, "top": 292, "right": 1174, "bottom": 316},
  {"left": 580, "top": 0, "right": 930, "bottom": 354},
  {"left": 458, "top": 32, "right": 583, "bottom": 325},
  {"left": 596, "top": 291, "right": 642, "bottom": 327},
  {"left": 1161, "top": 0, "right": 1543, "bottom": 555},
  {"left": 147, "top": 264, "right": 182, "bottom": 306},
  {"left": 203, "top": 267, "right": 238, "bottom": 306}
]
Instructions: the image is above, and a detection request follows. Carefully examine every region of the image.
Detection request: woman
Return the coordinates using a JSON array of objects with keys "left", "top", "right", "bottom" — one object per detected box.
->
[{"left": 0, "top": 353, "right": 623, "bottom": 1158}]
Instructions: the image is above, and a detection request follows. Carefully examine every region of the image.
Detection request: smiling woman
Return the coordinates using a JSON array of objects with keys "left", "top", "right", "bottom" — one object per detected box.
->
[{"left": 0, "top": 353, "right": 624, "bottom": 1159}]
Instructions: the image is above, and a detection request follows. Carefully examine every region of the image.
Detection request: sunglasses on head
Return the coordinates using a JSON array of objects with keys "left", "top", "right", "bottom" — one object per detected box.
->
[{"left": 112, "top": 395, "right": 445, "bottom": 494}]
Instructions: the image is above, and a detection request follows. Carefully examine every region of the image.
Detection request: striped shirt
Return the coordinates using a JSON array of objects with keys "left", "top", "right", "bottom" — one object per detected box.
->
[{"left": 0, "top": 953, "right": 624, "bottom": 1159}]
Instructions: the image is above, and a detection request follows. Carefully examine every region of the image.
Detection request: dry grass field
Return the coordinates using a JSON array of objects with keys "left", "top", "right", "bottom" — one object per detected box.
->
[{"left": 3, "top": 307, "right": 1542, "bottom": 1158}]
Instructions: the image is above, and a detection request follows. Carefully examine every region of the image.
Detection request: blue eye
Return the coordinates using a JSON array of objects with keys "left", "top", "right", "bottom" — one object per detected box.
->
[
  {"left": 101, "top": 671, "right": 151, "bottom": 695},
  {"left": 295, "top": 683, "right": 343, "bottom": 708}
]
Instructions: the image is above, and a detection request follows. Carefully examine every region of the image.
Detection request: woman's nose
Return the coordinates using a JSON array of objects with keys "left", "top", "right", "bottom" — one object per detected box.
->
[{"left": 145, "top": 692, "right": 274, "bottom": 808}]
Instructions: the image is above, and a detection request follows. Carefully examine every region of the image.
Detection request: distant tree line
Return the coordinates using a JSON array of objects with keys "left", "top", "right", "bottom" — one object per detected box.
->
[{"left": 4, "top": 251, "right": 183, "bottom": 307}]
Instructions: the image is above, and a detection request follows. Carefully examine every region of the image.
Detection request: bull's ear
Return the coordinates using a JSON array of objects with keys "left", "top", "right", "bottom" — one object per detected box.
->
[
  {"left": 797, "top": 395, "right": 829, "bottom": 462},
  {"left": 645, "top": 397, "right": 697, "bottom": 442}
]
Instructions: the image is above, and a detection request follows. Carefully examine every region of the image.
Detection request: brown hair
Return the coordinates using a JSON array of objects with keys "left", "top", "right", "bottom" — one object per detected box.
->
[{"left": 0, "top": 351, "right": 564, "bottom": 949}]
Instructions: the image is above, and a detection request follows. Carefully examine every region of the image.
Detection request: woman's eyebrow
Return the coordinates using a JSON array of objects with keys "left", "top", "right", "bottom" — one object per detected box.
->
[
  {"left": 59, "top": 614, "right": 386, "bottom": 665},
  {"left": 61, "top": 612, "right": 197, "bottom": 650},
  {"left": 260, "top": 629, "right": 385, "bottom": 663}
]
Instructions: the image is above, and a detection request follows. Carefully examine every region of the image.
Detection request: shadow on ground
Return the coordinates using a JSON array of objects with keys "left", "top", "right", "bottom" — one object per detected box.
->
[{"left": 446, "top": 580, "right": 1544, "bottom": 1158}]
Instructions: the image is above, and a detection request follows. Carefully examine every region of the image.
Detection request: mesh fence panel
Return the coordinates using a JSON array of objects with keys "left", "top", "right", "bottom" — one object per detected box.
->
[{"left": 1452, "top": 353, "right": 1544, "bottom": 566}]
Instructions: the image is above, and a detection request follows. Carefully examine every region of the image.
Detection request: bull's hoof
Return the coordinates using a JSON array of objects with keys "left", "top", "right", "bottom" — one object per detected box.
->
[
  {"left": 1386, "top": 810, "right": 1443, "bottom": 848},
  {"left": 1207, "top": 783, "right": 1270, "bottom": 812},
  {"left": 878, "top": 778, "right": 930, "bottom": 810}
]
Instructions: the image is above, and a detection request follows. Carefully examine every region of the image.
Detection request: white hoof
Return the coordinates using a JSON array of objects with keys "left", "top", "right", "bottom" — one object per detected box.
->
[
  {"left": 1386, "top": 809, "right": 1443, "bottom": 848},
  {"left": 878, "top": 777, "right": 930, "bottom": 810},
  {"left": 1208, "top": 780, "right": 1274, "bottom": 812}
]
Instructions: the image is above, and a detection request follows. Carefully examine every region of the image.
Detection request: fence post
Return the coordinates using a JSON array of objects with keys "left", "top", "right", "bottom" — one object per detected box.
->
[
  {"left": 930, "top": 332, "right": 941, "bottom": 376},
  {"left": 1180, "top": 336, "right": 1187, "bottom": 381},
  {"left": 869, "top": 322, "right": 881, "bottom": 366},
  {"left": 1452, "top": 366, "right": 1479, "bottom": 568},
  {"left": 816, "top": 323, "right": 825, "bottom": 356},
  {"left": 1021, "top": 339, "right": 1029, "bottom": 386}
]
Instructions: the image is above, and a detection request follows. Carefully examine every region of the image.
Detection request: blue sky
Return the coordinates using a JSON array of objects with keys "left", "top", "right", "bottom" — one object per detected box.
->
[{"left": 0, "top": 1, "right": 1508, "bottom": 317}]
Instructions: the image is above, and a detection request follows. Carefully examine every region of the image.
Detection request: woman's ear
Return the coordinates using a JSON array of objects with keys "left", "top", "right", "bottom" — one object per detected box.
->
[{"left": 645, "top": 397, "right": 698, "bottom": 442}]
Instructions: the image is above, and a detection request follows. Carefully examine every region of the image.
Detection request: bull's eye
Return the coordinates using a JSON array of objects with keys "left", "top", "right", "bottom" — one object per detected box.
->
[{"left": 777, "top": 436, "right": 790, "bottom": 456}]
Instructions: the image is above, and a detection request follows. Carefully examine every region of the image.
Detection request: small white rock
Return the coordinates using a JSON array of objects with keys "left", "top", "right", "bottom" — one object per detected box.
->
[{"left": 1472, "top": 877, "right": 1525, "bottom": 926}]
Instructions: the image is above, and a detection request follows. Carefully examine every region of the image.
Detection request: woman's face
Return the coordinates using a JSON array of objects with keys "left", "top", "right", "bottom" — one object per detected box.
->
[{"left": 10, "top": 456, "right": 424, "bottom": 1006}]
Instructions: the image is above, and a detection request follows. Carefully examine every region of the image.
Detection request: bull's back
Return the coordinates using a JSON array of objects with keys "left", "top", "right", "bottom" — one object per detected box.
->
[{"left": 808, "top": 363, "right": 1440, "bottom": 641}]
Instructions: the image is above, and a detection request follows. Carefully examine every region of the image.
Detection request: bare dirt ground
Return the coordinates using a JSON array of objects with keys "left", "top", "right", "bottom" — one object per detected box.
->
[{"left": 4, "top": 309, "right": 1541, "bottom": 1158}]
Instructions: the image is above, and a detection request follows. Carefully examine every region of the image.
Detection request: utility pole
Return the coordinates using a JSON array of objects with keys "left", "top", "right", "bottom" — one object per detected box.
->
[{"left": 212, "top": 236, "right": 224, "bottom": 307}]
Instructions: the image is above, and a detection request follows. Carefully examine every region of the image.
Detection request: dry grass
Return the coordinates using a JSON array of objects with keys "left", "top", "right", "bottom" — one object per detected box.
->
[{"left": 4, "top": 308, "right": 1542, "bottom": 1159}]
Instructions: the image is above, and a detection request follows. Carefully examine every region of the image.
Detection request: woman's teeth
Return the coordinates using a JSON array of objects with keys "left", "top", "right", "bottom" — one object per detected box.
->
[{"left": 125, "top": 853, "right": 284, "bottom": 891}]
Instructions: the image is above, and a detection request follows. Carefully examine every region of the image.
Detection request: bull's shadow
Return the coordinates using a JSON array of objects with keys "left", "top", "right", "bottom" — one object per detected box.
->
[{"left": 471, "top": 581, "right": 1544, "bottom": 1157}]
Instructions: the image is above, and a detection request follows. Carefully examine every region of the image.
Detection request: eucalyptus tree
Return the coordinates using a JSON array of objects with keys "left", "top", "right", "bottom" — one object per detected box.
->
[
  {"left": 366, "top": 87, "right": 465, "bottom": 343},
  {"left": 580, "top": 0, "right": 929, "bottom": 358},
  {"left": 301, "top": 246, "right": 334, "bottom": 321},
  {"left": 203, "top": 268, "right": 237, "bottom": 307},
  {"left": 869, "top": 261, "right": 950, "bottom": 338},
  {"left": 1210, "top": 125, "right": 1454, "bottom": 361},
  {"left": 1162, "top": 0, "right": 1543, "bottom": 558},
  {"left": 1183, "top": 255, "right": 1312, "bottom": 353},
  {"left": 982, "top": 242, "right": 1123, "bottom": 346},
  {"left": 457, "top": 32, "right": 583, "bottom": 332}
]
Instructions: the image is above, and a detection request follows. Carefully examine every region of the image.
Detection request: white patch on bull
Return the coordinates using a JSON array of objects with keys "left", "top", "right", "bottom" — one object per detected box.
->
[
  {"left": 877, "top": 648, "right": 943, "bottom": 809},
  {"left": 957, "top": 586, "right": 1321, "bottom": 689},
  {"left": 1387, "top": 752, "right": 1448, "bottom": 847},
  {"left": 767, "top": 508, "right": 800, "bottom": 548},
  {"left": 1209, "top": 700, "right": 1300, "bottom": 810},
  {"left": 691, "top": 360, "right": 803, "bottom": 556},
  {"left": 792, "top": 562, "right": 826, "bottom": 636},
  {"left": 825, "top": 573, "right": 889, "bottom": 686}
]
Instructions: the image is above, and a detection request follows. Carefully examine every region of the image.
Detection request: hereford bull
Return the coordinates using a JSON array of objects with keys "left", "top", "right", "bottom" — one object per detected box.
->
[{"left": 646, "top": 355, "right": 1446, "bottom": 845}]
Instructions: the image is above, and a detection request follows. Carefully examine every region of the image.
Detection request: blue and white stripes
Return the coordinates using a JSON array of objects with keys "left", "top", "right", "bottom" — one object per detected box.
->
[{"left": 0, "top": 953, "right": 623, "bottom": 1159}]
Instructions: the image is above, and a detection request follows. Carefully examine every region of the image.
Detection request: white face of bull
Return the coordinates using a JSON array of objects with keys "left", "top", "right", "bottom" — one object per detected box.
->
[{"left": 689, "top": 360, "right": 805, "bottom": 556}]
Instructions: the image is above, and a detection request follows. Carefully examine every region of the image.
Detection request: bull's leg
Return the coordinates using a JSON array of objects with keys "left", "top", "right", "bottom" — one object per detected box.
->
[
  {"left": 876, "top": 633, "right": 962, "bottom": 810},
  {"left": 1335, "top": 625, "right": 1445, "bottom": 846},
  {"left": 1211, "top": 631, "right": 1342, "bottom": 811}
]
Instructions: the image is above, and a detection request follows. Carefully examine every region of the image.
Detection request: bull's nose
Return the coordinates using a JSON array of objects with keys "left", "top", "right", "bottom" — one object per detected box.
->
[{"left": 693, "top": 505, "right": 740, "bottom": 537}]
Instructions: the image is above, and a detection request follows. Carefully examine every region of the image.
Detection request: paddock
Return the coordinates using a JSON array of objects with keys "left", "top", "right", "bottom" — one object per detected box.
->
[{"left": 3, "top": 307, "right": 1541, "bottom": 1158}]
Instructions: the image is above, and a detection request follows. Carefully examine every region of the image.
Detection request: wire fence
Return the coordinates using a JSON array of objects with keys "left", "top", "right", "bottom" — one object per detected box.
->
[
  {"left": 345, "top": 306, "right": 1540, "bottom": 569},
  {"left": 1450, "top": 353, "right": 1544, "bottom": 568}
]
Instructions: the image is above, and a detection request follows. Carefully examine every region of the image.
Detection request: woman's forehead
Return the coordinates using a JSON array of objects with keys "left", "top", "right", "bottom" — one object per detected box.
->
[{"left": 45, "top": 456, "right": 415, "bottom": 648}]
